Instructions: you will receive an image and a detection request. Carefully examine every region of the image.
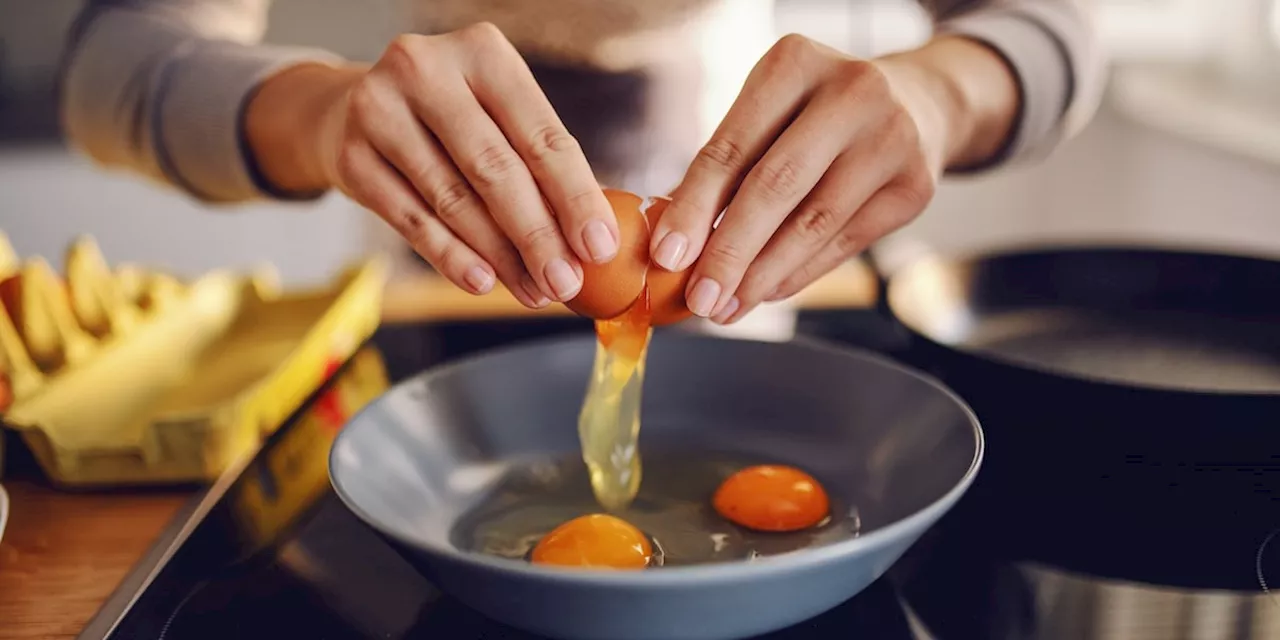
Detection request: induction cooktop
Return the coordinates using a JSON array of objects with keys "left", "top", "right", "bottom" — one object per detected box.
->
[
  {"left": 79, "top": 336, "right": 933, "bottom": 639},
  {"left": 78, "top": 319, "right": 1279, "bottom": 640}
]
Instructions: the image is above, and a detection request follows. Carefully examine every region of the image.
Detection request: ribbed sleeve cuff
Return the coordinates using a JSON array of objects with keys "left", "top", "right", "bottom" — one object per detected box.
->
[
  {"left": 151, "top": 43, "right": 344, "bottom": 203},
  {"left": 936, "top": 8, "right": 1074, "bottom": 170}
]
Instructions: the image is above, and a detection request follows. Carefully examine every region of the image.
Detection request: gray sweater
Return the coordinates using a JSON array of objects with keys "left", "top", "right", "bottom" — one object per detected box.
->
[{"left": 58, "top": 0, "right": 1105, "bottom": 204}]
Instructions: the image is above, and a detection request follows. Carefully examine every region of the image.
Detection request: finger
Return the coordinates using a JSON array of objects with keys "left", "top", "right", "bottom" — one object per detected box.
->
[
  {"left": 352, "top": 83, "right": 546, "bottom": 308},
  {"left": 338, "top": 140, "right": 509, "bottom": 299},
  {"left": 390, "top": 42, "right": 582, "bottom": 302},
  {"left": 761, "top": 175, "right": 931, "bottom": 308},
  {"left": 686, "top": 79, "right": 878, "bottom": 319},
  {"left": 651, "top": 35, "right": 822, "bottom": 275},
  {"left": 723, "top": 132, "right": 909, "bottom": 318},
  {"left": 464, "top": 38, "right": 619, "bottom": 265}
]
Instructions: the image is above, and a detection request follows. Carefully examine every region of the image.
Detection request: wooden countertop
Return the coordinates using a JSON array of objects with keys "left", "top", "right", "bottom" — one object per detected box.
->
[
  {"left": 0, "top": 260, "right": 877, "bottom": 639},
  {"left": 382, "top": 259, "right": 879, "bottom": 323},
  {"left": 0, "top": 478, "right": 192, "bottom": 640}
]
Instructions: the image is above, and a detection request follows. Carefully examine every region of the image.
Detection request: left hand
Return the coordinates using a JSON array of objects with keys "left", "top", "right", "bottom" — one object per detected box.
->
[{"left": 651, "top": 34, "right": 985, "bottom": 324}]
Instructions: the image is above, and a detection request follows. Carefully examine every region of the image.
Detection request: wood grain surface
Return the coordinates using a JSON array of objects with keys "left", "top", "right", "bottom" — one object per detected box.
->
[
  {"left": 0, "top": 479, "right": 192, "bottom": 640},
  {"left": 381, "top": 260, "right": 879, "bottom": 323}
]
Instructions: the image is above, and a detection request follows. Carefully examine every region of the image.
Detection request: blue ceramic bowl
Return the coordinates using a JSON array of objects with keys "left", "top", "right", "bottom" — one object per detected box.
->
[{"left": 331, "top": 334, "right": 982, "bottom": 640}]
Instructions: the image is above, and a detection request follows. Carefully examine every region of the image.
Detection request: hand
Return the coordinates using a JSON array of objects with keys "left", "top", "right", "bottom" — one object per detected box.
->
[
  {"left": 649, "top": 35, "right": 1018, "bottom": 323},
  {"left": 247, "top": 24, "right": 618, "bottom": 308}
]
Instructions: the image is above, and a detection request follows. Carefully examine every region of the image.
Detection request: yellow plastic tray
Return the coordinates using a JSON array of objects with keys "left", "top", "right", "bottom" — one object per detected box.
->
[
  {"left": 0, "top": 234, "right": 387, "bottom": 487},
  {"left": 226, "top": 346, "right": 390, "bottom": 551}
]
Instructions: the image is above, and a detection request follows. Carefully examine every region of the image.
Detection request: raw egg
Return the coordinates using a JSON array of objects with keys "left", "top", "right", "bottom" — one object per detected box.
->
[
  {"left": 642, "top": 196, "right": 693, "bottom": 327},
  {"left": 564, "top": 189, "right": 650, "bottom": 320},
  {"left": 563, "top": 188, "right": 693, "bottom": 325},
  {"left": 530, "top": 513, "right": 653, "bottom": 569},
  {"left": 712, "top": 465, "right": 830, "bottom": 532}
]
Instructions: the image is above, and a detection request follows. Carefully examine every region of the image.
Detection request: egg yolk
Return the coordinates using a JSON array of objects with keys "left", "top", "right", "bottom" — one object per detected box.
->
[
  {"left": 712, "top": 465, "right": 830, "bottom": 532},
  {"left": 530, "top": 514, "right": 653, "bottom": 569}
]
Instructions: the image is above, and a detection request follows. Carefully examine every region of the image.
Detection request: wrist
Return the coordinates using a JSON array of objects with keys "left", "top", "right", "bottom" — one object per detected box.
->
[
  {"left": 880, "top": 36, "right": 1020, "bottom": 171},
  {"left": 243, "top": 62, "right": 366, "bottom": 195}
]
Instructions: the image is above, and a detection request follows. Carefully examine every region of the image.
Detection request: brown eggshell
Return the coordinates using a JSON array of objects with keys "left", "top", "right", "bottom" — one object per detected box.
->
[
  {"left": 563, "top": 188, "right": 651, "bottom": 320},
  {"left": 642, "top": 196, "right": 693, "bottom": 326}
]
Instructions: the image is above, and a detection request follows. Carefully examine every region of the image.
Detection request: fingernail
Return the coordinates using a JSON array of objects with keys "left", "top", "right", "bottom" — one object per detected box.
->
[
  {"left": 521, "top": 274, "right": 551, "bottom": 308},
  {"left": 713, "top": 296, "right": 740, "bottom": 324},
  {"left": 653, "top": 232, "right": 688, "bottom": 271},
  {"left": 582, "top": 220, "right": 618, "bottom": 263},
  {"left": 687, "top": 278, "right": 721, "bottom": 317},
  {"left": 464, "top": 266, "right": 495, "bottom": 294},
  {"left": 544, "top": 258, "right": 582, "bottom": 301}
]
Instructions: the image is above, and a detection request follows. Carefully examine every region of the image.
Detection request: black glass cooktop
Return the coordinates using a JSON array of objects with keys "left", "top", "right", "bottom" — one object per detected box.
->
[
  {"left": 79, "top": 317, "right": 1279, "bottom": 640},
  {"left": 84, "top": 321, "right": 928, "bottom": 640}
]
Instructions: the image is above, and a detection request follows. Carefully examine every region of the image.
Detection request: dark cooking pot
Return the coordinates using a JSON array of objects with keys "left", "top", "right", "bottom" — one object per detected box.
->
[{"left": 863, "top": 243, "right": 1280, "bottom": 593}]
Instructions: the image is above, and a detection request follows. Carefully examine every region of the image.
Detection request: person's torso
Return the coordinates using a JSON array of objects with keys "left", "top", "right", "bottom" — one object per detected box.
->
[
  {"left": 410, "top": 0, "right": 979, "bottom": 71},
  {"left": 406, "top": 0, "right": 777, "bottom": 195},
  {"left": 412, "top": 0, "right": 727, "bottom": 72}
]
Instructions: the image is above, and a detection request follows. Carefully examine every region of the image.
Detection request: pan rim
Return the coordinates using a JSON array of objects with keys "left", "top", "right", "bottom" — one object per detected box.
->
[
  {"left": 329, "top": 332, "right": 984, "bottom": 587},
  {"left": 886, "top": 240, "right": 1280, "bottom": 398}
]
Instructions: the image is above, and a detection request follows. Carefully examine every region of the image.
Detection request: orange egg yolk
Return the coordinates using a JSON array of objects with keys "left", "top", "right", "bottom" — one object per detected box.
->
[
  {"left": 595, "top": 287, "right": 651, "bottom": 361},
  {"left": 712, "top": 465, "right": 830, "bottom": 532},
  {"left": 530, "top": 514, "right": 653, "bottom": 569}
]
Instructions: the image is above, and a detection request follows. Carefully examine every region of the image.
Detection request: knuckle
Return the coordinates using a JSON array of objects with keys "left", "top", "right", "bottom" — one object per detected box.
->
[
  {"left": 758, "top": 33, "right": 819, "bottom": 81},
  {"left": 334, "top": 144, "right": 362, "bottom": 182},
  {"left": 526, "top": 125, "right": 580, "bottom": 161},
  {"left": 751, "top": 156, "right": 804, "bottom": 201},
  {"left": 391, "top": 206, "right": 431, "bottom": 246},
  {"left": 696, "top": 137, "right": 748, "bottom": 173},
  {"left": 793, "top": 202, "right": 843, "bottom": 242},
  {"left": 832, "top": 60, "right": 881, "bottom": 102},
  {"left": 456, "top": 21, "right": 505, "bottom": 50},
  {"left": 468, "top": 144, "right": 523, "bottom": 187},
  {"left": 383, "top": 35, "right": 427, "bottom": 77},
  {"left": 516, "top": 223, "right": 562, "bottom": 254},
  {"left": 430, "top": 181, "right": 477, "bottom": 225},
  {"left": 388, "top": 33, "right": 422, "bottom": 53},
  {"left": 831, "top": 220, "right": 874, "bottom": 257},
  {"left": 562, "top": 188, "right": 601, "bottom": 219},
  {"left": 434, "top": 242, "right": 467, "bottom": 276},
  {"left": 838, "top": 58, "right": 878, "bottom": 84},
  {"left": 346, "top": 78, "right": 381, "bottom": 120},
  {"left": 701, "top": 239, "right": 747, "bottom": 270},
  {"left": 770, "top": 33, "right": 814, "bottom": 66},
  {"left": 894, "top": 173, "right": 936, "bottom": 213}
]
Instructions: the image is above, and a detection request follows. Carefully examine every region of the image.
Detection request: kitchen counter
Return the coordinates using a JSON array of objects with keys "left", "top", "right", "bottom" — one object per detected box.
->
[
  {"left": 0, "top": 263, "right": 877, "bottom": 639},
  {"left": 0, "top": 479, "right": 191, "bottom": 640},
  {"left": 381, "top": 259, "right": 878, "bottom": 324}
]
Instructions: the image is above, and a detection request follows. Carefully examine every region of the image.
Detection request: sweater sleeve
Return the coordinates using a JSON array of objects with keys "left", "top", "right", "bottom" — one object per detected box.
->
[
  {"left": 926, "top": 0, "right": 1107, "bottom": 169},
  {"left": 58, "top": 0, "right": 345, "bottom": 203}
]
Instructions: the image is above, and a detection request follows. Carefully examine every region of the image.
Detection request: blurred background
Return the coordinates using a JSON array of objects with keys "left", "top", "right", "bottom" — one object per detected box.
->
[{"left": 1, "top": 0, "right": 1279, "bottom": 285}]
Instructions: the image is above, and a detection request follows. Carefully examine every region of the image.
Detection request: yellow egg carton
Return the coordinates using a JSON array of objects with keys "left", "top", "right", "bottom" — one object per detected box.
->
[
  {"left": 226, "top": 347, "right": 390, "bottom": 553},
  {"left": 0, "top": 233, "right": 387, "bottom": 487}
]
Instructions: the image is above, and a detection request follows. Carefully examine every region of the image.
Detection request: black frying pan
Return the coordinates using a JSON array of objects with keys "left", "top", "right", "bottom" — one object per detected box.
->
[{"left": 866, "top": 244, "right": 1280, "bottom": 592}]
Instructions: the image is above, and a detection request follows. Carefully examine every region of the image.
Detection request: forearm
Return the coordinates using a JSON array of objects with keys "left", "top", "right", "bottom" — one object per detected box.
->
[
  {"left": 243, "top": 63, "right": 366, "bottom": 195},
  {"left": 58, "top": 0, "right": 343, "bottom": 203},
  {"left": 918, "top": 0, "right": 1106, "bottom": 169},
  {"left": 877, "top": 36, "right": 1021, "bottom": 172}
]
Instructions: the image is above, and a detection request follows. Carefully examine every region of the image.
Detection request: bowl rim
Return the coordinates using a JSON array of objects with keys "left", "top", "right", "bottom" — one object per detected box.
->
[{"left": 329, "top": 332, "right": 984, "bottom": 587}]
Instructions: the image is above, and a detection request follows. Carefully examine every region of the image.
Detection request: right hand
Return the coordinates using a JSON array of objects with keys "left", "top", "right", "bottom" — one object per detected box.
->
[{"left": 318, "top": 24, "right": 619, "bottom": 308}]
